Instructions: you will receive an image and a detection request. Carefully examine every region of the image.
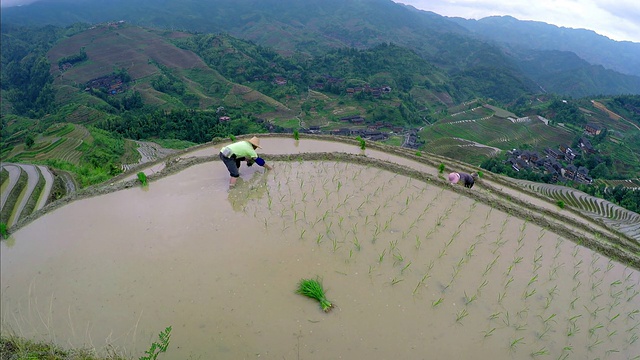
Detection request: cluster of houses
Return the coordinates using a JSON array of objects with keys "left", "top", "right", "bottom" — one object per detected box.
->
[
  {"left": 85, "top": 75, "right": 125, "bottom": 95},
  {"left": 252, "top": 75, "right": 292, "bottom": 86},
  {"left": 507, "top": 148, "right": 593, "bottom": 184},
  {"left": 310, "top": 75, "right": 344, "bottom": 90},
  {"left": 298, "top": 116, "right": 422, "bottom": 148},
  {"left": 504, "top": 122, "right": 608, "bottom": 184},
  {"left": 254, "top": 73, "right": 392, "bottom": 98},
  {"left": 345, "top": 85, "right": 392, "bottom": 98}
]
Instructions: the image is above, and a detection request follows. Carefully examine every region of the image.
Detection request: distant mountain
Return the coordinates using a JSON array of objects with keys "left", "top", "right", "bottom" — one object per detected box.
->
[
  {"left": 2, "top": 0, "right": 640, "bottom": 97},
  {"left": 449, "top": 15, "right": 640, "bottom": 78}
]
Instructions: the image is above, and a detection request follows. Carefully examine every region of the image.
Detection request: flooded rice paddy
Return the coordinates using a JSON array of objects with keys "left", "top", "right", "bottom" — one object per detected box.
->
[{"left": 2, "top": 149, "right": 640, "bottom": 359}]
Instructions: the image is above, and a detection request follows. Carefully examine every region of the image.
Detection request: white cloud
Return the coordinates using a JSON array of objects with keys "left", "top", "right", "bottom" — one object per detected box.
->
[{"left": 395, "top": 0, "right": 640, "bottom": 42}]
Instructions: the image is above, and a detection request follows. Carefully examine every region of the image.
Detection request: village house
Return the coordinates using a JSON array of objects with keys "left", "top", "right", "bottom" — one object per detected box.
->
[
  {"left": 575, "top": 166, "right": 593, "bottom": 184},
  {"left": 585, "top": 123, "right": 603, "bottom": 136},
  {"left": 273, "top": 76, "right": 287, "bottom": 86},
  {"left": 578, "top": 137, "right": 597, "bottom": 154},
  {"left": 563, "top": 164, "right": 577, "bottom": 180},
  {"left": 545, "top": 148, "right": 563, "bottom": 160}
]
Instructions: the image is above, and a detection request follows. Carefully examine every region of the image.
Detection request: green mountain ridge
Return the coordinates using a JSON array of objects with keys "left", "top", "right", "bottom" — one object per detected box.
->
[
  {"left": 450, "top": 15, "right": 640, "bottom": 78},
  {"left": 3, "top": 0, "right": 639, "bottom": 97}
]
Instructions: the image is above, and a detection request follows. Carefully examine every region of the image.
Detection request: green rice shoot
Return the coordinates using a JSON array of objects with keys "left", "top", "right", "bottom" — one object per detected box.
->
[
  {"left": 137, "top": 172, "right": 148, "bottom": 187},
  {"left": 296, "top": 278, "right": 333, "bottom": 312}
]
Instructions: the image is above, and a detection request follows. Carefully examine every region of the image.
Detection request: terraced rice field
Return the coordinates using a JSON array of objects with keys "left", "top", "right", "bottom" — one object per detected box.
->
[
  {"left": 2, "top": 136, "right": 638, "bottom": 360},
  {"left": 0, "top": 163, "right": 54, "bottom": 227},
  {"left": 421, "top": 116, "right": 574, "bottom": 154},
  {"left": 514, "top": 179, "right": 640, "bottom": 241},
  {"left": 6, "top": 123, "right": 90, "bottom": 165}
]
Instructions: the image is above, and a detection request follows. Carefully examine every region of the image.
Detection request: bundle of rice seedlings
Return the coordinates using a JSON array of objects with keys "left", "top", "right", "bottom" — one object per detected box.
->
[{"left": 296, "top": 278, "right": 333, "bottom": 312}]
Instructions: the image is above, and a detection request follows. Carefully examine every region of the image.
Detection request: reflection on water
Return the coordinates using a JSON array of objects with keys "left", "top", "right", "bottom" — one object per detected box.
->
[
  {"left": 227, "top": 171, "right": 269, "bottom": 212},
  {"left": 1, "top": 158, "right": 639, "bottom": 360}
]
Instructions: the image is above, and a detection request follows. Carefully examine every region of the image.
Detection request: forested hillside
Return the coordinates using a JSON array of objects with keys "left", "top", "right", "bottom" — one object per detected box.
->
[{"left": 3, "top": 0, "right": 639, "bottom": 97}]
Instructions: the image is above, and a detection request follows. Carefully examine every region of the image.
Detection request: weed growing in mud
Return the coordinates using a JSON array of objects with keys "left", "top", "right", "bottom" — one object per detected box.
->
[
  {"left": 415, "top": 151, "right": 422, "bottom": 157},
  {"left": 137, "top": 172, "right": 148, "bottom": 187},
  {"left": 438, "top": 163, "right": 445, "bottom": 174},
  {"left": 293, "top": 129, "right": 300, "bottom": 140},
  {"left": 0, "top": 222, "right": 7, "bottom": 239},
  {"left": 139, "top": 326, "right": 172, "bottom": 360},
  {"left": 356, "top": 136, "right": 366, "bottom": 150}
]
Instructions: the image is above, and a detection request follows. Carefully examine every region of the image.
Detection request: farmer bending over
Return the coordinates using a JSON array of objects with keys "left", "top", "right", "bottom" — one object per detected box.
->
[
  {"left": 219, "top": 136, "right": 272, "bottom": 187},
  {"left": 448, "top": 171, "right": 478, "bottom": 189}
]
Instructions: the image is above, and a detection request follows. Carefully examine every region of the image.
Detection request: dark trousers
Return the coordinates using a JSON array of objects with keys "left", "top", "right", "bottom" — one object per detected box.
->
[{"left": 220, "top": 152, "right": 240, "bottom": 178}]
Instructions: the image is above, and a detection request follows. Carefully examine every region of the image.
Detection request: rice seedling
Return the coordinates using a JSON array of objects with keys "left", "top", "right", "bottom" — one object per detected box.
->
[
  {"left": 137, "top": 172, "right": 148, "bottom": 187},
  {"left": 391, "top": 277, "right": 403, "bottom": 285},
  {"left": 455, "top": 308, "right": 469, "bottom": 323},
  {"left": 567, "top": 322, "right": 580, "bottom": 337},
  {"left": 355, "top": 136, "right": 366, "bottom": 150},
  {"left": 587, "top": 336, "right": 603, "bottom": 351},
  {"left": 332, "top": 238, "right": 340, "bottom": 252},
  {"left": 482, "top": 327, "right": 496, "bottom": 338},
  {"left": 464, "top": 291, "right": 478, "bottom": 305},
  {"left": 523, "top": 289, "right": 537, "bottom": 300},
  {"left": 531, "top": 347, "right": 549, "bottom": 357},
  {"left": 352, "top": 236, "right": 361, "bottom": 251},
  {"left": 393, "top": 251, "right": 404, "bottom": 265},
  {"left": 293, "top": 129, "right": 300, "bottom": 140},
  {"left": 514, "top": 323, "right": 527, "bottom": 331},
  {"left": 509, "top": 337, "right": 525, "bottom": 351},
  {"left": 401, "top": 262, "right": 411, "bottom": 274},
  {"left": 296, "top": 278, "right": 333, "bottom": 312},
  {"left": 378, "top": 249, "right": 386, "bottom": 263},
  {"left": 432, "top": 297, "right": 444, "bottom": 308}
]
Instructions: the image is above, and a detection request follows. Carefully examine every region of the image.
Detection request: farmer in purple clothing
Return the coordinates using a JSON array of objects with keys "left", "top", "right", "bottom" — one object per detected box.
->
[
  {"left": 220, "top": 136, "right": 272, "bottom": 187},
  {"left": 448, "top": 171, "right": 478, "bottom": 188}
]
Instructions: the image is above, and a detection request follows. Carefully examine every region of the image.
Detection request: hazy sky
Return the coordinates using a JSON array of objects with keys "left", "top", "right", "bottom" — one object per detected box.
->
[
  {"left": 394, "top": 0, "right": 640, "bottom": 43},
  {"left": 2, "top": 0, "right": 639, "bottom": 43}
]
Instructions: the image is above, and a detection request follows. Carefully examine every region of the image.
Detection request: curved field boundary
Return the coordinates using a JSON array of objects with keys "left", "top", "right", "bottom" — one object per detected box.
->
[
  {"left": 10, "top": 135, "right": 640, "bottom": 271},
  {"left": 17, "top": 167, "right": 45, "bottom": 224},
  {"left": 44, "top": 123, "right": 75, "bottom": 137},
  {"left": 514, "top": 179, "right": 640, "bottom": 241},
  {"left": 9, "top": 164, "right": 40, "bottom": 227},
  {"left": 1, "top": 167, "right": 26, "bottom": 226},
  {"left": 9, "top": 138, "right": 67, "bottom": 162},
  {"left": 0, "top": 164, "right": 21, "bottom": 209},
  {"left": 35, "top": 165, "right": 54, "bottom": 211}
]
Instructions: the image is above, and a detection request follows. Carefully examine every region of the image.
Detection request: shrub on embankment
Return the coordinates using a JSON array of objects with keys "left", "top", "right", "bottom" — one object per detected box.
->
[{"left": 0, "top": 335, "right": 127, "bottom": 360}]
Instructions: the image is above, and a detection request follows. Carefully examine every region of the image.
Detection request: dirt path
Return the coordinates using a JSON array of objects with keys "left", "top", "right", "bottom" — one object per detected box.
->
[
  {"left": 0, "top": 164, "right": 21, "bottom": 210},
  {"left": 35, "top": 165, "right": 54, "bottom": 211},
  {"left": 591, "top": 100, "right": 640, "bottom": 130}
]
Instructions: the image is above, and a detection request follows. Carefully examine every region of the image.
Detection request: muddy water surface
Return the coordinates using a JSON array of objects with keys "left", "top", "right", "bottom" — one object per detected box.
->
[{"left": 2, "top": 154, "right": 639, "bottom": 359}]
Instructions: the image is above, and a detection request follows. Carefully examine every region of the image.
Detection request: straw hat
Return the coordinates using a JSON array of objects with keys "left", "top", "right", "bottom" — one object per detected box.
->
[
  {"left": 248, "top": 136, "right": 262, "bottom": 149},
  {"left": 448, "top": 172, "right": 460, "bottom": 184}
]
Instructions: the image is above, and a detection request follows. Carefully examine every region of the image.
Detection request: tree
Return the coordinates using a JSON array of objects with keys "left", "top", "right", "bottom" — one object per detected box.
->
[{"left": 24, "top": 134, "right": 35, "bottom": 149}]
